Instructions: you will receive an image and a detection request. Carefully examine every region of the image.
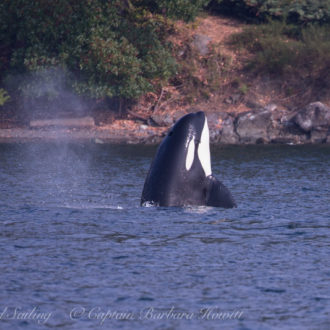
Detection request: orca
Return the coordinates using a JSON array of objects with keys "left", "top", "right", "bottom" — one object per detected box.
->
[{"left": 141, "top": 111, "right": 236, "bottom": 208}]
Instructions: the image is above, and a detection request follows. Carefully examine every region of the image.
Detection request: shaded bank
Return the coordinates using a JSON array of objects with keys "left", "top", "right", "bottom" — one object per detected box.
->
[{"left": 0, "top": 102, "right": 329, "bottom": 145}]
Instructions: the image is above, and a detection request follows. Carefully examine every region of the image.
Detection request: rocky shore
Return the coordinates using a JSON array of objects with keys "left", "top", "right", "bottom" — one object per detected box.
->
[
  {"left": 207, "top": 101, "right": 330, "bottom": 145},
  {"left": 0, "top": 102, "right": 329, "bottom": 145}
]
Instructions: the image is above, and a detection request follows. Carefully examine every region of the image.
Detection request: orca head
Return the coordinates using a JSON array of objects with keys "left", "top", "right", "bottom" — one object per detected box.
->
[
  {"left": 141, "top": 110, "right": 236, "bottom": 208},
  {"left": 165, "top": 111, "right": 212, "bottom": 177}
]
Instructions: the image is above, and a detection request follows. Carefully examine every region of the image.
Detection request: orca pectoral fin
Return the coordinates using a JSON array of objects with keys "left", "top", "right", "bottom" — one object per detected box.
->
[{"left": 205, "top": 175, "right": 237, "bottom": 208}]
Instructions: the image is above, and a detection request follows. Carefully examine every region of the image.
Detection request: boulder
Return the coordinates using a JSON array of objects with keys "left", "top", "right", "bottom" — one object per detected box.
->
[
  {"left": 291, "top": 102, "right": 330, "bottom": 143},
  {"left": 236, "top": 108, "right": 272, "bottom": 143},
  {"left": 224, "top": 93, "right": 242, "bottom": 105},
  {"left": 293, "top": 102, "right": 330, "bottom": 133},
  {"left": 150, "top": 113, "right": 174, "bottom": 127},
  {"left": 207, "top": 112, "right": 224, "bottom": 143},
  {"left": 150, "top": 110, "right": 187, "bottom": 127},
  {"left": 310, "top": 130, "right": 329, "bottom": 143},
  {"left": 206, "top": 112, "right": 239, "bottom": 144},
  {"left": 268, "top": 107, "right": 296, "bottom": 142},
  {"left": 235, "top": 105, "right": 304, "bottom": 144},
  {"left": 220, "top": 116, "right": 239, "bottom": 144},
  {"left": 207, "top": 112, "right": 225, "bottom": 130}
]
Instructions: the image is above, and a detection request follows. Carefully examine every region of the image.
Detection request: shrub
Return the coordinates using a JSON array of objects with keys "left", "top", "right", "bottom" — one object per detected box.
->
[
  {"left": 0, "top": 88, "right": 10, "bottom": 106},
  {"left": 210, "top": 0, "right": 330, "bottom": 24},
  {"left": 0, "top": 0, "right": 212, "bottom": 114},
  {"left": 135, "top": 0, "right": 211, "bottom": 22},
  {"left": 231, "top": 20, "right": 330, "bottom": 89}
]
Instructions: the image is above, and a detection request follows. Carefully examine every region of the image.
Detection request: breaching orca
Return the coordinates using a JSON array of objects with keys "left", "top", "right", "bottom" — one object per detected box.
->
[{"left": 141, "top": 111, "right": 236, "bottom": 208}]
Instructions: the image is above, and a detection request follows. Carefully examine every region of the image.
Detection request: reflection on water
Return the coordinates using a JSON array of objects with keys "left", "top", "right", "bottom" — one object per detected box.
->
[{"left": 0, "top": 143, "right": 329, "bottom": 329}]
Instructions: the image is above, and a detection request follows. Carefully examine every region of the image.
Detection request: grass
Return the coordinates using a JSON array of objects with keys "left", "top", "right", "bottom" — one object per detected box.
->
[
  {"left": 226, "top": 20, "right": 330, "bottom": 106},
  {"left": 231, "top": 20, "right": 330, "bottom": 85}
]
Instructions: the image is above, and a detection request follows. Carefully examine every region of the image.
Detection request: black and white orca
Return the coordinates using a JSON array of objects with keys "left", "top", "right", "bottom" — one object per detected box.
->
[{"left": 141, "top": 111, "right": 236, "bottom": 208}]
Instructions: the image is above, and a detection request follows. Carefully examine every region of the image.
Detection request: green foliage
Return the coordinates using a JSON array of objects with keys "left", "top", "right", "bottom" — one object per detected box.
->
[
  {"left": 231, "top": 20, "right": 330, "bottom": 89},
  {"left": 210, "top": 0, "right": 330, "bottom": 24},
  {"left": 0, "top": 88, "right": 10, "bottom": 106},
  {"left": 0, "top": 0, "right": 211, "bottom": 107},
  {"left": 135, "top": 0, "right": 212, "bottom": 22},
  {"left": 238, "top": 83, "right": 249, "bottom": 95}
]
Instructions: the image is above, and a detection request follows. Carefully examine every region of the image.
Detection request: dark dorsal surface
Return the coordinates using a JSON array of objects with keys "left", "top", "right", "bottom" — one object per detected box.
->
[{"left": 141, "top": 111, "right": 236, "bottom": 208}]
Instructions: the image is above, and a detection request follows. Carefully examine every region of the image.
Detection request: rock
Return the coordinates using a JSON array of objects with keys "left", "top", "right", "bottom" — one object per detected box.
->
[
  {"left": 150, "top": 110, "right": 187, "bottom": 127},
  {"left": 270, "top": 134, "right": 307, "bottom": 145},
  {"left": 140, "top": 133, "right": 162, "bottom": 145},
  {"left": 264, "top": 103, "right": 277, "bottom": 112},
  {"left": 268, "top": 108, "right": 291, "bottom": 141},
  {"left": 207, "top": 112, "right": 225, "bottom": 130},
  {"left": 205, "top": 112, "right": 223, "bottom": 143},
  {"left": 208, "top": 115, "right": 222, "bottom": 143},
  {"left": 224, "top": 97, "right": 232, "bottom": 105},
  {"left": 236, "top": 109, "right": 272, "bottom": 143},
  {"left": 224, "top": 94, "right": 242, "bottom": 105},
  {"left": 191, "top": 34, "right": 211, "bottom": 56},
  {"left": 150, "top": 113, "right": 174, "bottom": 127},
  {"left": 94, "top": 138, "right": 104, "bottom": 144},
  {"left": 270, "top": 137, "right": 295, "bottom": 144},
  {"left": 205, "top": 112, "right": 238, "bottom": 144},
  {"left": 234, "top": 105, "right": 306, "bottom": 144},
  {"left": 291, "top": 102, "right": 330, "bottom": 143},
  {"left": 220, "top": 116, "right": 239, "bottom": 144},
  {"left": 245, "top": 99, "right": 262, "bottom": 110},
  {"left": 172, "top": 110, "right": 187, "bottom": 123},
  {"left": 266, "top": 107, "right": 311, "bottom": 144},
  {"left": 293, "top": 102, "right": 330, "bottom": 133},
  {"left": 231, "top": 94, "right": 242, "bottom": 104},
  {"left": 310, "top": 130, "right": 328, "bottom": 143},
  {"left": 30, "top": 116, "right": 95, "bottom": 128}
]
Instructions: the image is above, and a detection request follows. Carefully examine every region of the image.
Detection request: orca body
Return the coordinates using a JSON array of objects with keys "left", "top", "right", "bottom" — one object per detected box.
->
[{"left": 141, "top": 111, "right": 236, "bottom": 208}]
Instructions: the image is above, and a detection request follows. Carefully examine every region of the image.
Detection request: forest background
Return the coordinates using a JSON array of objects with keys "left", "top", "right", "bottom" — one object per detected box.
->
[{"left": 0, "top": 0, "right": 329, "bottom": 126}]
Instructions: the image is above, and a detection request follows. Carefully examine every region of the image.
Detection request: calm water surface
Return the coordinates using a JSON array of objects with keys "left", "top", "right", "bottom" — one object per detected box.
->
[{"left": 0, "top": 143, "right": 329, "bottom": 329}]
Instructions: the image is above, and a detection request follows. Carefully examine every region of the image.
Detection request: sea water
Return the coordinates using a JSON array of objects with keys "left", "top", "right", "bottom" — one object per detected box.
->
[{"left": 0, "top": 143, "right": 329, "bottom": 329}]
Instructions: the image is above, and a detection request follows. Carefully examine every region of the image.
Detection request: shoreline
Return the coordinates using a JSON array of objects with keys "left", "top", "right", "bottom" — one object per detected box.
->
[
  {"left": 1, "top": 102, "right": 329, "bottom": 145},
  {"left": 0, "top": 127, "right": 163, "bottom": 144}
]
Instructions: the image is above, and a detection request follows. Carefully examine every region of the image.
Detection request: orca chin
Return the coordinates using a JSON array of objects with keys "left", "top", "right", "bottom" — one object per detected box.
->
[{"left": 141, "top": 111, "right": 236, "bottom": 208}]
